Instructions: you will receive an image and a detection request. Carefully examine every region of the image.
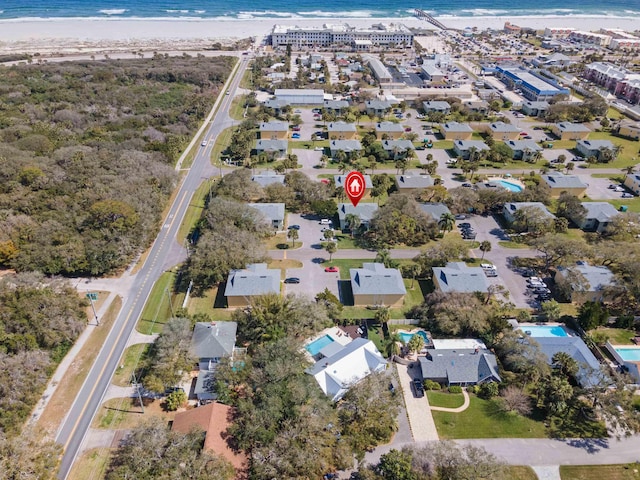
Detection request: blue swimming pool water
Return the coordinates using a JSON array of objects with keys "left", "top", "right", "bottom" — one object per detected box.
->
[
  {"left": 498, "top": 180, "right": 524, "bottom": 192},
  {"left": 522, "top": 325, "right": 568, "bottom": 337},
  {"left": 615, "top": 348, "right": 640, "bottom": 362},
  {"left": 305, "top": 335, "right": 334, "bottom": 356},
  {"left": 398, "top": 330, "right": 429, "bottom": 344}
]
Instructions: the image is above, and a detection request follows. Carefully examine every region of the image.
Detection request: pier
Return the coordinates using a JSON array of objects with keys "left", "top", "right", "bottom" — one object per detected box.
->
[{"left": 414, "top": 9, "right": 448, "bottom": 30}]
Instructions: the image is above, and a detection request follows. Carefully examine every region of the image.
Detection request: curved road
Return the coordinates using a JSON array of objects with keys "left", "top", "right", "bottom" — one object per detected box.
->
[{"left": 55, "top": 55, "right": 250, "bottom": 479}]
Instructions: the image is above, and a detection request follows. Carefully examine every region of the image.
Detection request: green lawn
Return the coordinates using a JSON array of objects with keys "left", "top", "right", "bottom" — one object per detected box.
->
[
  {"left": 431, "top": 394, "right": 547, "bottom": 439},
  {"left": 433, "top": 140, "right": 454, "bottom": 149},
  {"left": 136, "top": 271, "right": 179, "bottom": 334},
  {"left": 177, "top": 180, "right": 211, "bottom": 241},
  {"left": 498, "top": 240, "right": 532, "bottom": 249},
  {"left": 593, "top": 327, "right": 637, "bottom": 345},
  {"left": 560, "top": 465, "right": 640, "bottom": 480},
  {"left": 427, "top": 391, "right": 465, "bottom": 409},
  {"left": 608, "top": 197, "right": 640, "bottom": 213},
  {"left": 508, "top": 467, "right": 539, "bottom": 480},
  {"left": 210, "top": 126, "right": 235, "bottom": 165},
  {"left": 586, "top": 131, "right": 640, "bottom": 169},
  {"left": 113, "top": 344, "right": 150, "bottom": 387}
]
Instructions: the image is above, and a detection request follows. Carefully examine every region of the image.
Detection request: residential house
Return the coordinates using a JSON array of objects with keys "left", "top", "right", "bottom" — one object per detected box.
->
[
  {"left": 463, "top": 100, "right": 489, "bottom": 114},
  {"left": 505, "top": 139, "right": 542, "bottom": 161},
  {"left": 324, "top": 99, "right": 350, "bottom": 114},
  {"left": 419, "top": 203, "right": 451, "bottom": 222},
  {"left": 267, "top": 72, "right": 286, "bottom": 83},
  {"left": 327, "top": 121, "right": 357, "bottom": 140},
  {"left": 550, "top": 122, "right": 590, "bottom": 140},
  {"left": 251, "top": 172, "right": 285, "bottom": 188},
  {"left": 382, "top": 139, "right": 415, "bottom": 158},
  {"left": 366, "top": 99, "right": 392, "bottom": 117},
  {"left": 263, "top": 98, "right": 290, "bottom": 115},
  {"left": 338, "top": 203, "right": 379, "bottom": 230},
  {"left": 421, "top": 63, "right": 446, "bottom": 82},
  {"left": 422, "top": 101, "right": 451, "bottom": 115},
  {"left": 617, "top": 122, "right": 640, "bottom": 140},
  {"left": 529, "top": 335, "right": 601, "bottom": 387},
  {"left": 624, "top": 173, "right": 640, "bottom": 195},
  {"left": 274, "top": 88, "right": 325, "bottom": 105},
  {"left": 335, "top": 174, "right": 373, "bottom": 195},
  {"left": 419, "top": 349, "right": 501, "bottom": 386},
  {"left": 191, "top": 321, "right": 238, "bottom": 401},
  {"left": 453, "top": 140, "right": 490, "bottom": 160},
  {"left": 306, "top": 338, "right": 387, "bottom": 402},
  {"left": 440, "top": 122, "right": 474, "bottom": 140},
  {"left": 488, "top": 121, "right": 520, "bottom": 141},
  {"left": 329, "top": 140, "right": 363, "bottom": 156},
  {"left": 541, "top": 171, "right": 588, "bottom": 198},
  {"left": 225, "top": 263, "right": 280, "bottom": 308},
  {"left": 576, "top": 139, "right": 616, "bottom": 161},
  {"left": 432, "top": 262, "right": 489, "bottom": 294},
  {"left": 172, "top": 402, "right": 247, "bottom": 475},
  {"left": 375, "top": 121, "right": 404, "bottom": 140},
  {"left": 255, "top": 139, "right": 287, "bottom": 157},
  {"left": 350, "top": 262, "right": 407, "bottom": 307},
  {"left": 259, "top": 121, "right": 289, "bottom": 140},
  {"left": 503, "top": 202, "right": 555, "bottom": 224},
  {"left": 555, "top": 261, "right": 615, "bottom": 302},
  {"left": 521, "top": 100, "right": 549, "bottom": 117},
  {"left": 394, "top": 172, "right": 434, "bottom": 193},
  {"left": 248, "top": 203, "right": 285, "bottom": 230},
  {"left": 571, "top": 202, "right": 619, "bottom": 233}
]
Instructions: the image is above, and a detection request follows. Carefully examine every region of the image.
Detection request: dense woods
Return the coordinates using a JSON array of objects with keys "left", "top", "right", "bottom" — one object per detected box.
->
[
  {"left": 0, "top": 273, "right": 86, "bottom": 435},
  {"left": 0, "top": 55, "right": 234, "bottom": 275}
]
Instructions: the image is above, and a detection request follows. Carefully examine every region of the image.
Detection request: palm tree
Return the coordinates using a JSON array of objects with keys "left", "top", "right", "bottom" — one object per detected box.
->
[
  {"left": 287, "top": 228, "right": 298, "bottom": 247},
  {"left": 438, "top": 212, "right": 456, "bottom": 235},
  {"left": 325, "top": 241, "right": 337, "bottom": 261},
  {"left": 479, "top": 240, "right": 492, "bottom": 260},
  {"left": 345, "top": 214, "right": 361, "bottom": 238},
  {"left": 374, "top": 306, "right": 390, "bottom": 324}
]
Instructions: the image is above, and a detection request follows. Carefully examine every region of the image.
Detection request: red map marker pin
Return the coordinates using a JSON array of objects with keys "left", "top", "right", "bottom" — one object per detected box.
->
[{"left": 344, "top": 171, "right": 366, "bottom": 207}]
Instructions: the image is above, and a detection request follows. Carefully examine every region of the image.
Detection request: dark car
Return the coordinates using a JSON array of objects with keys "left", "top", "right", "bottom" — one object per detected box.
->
[
  {"left": 412, "top": 378, "right": 425, "bottom": 398},
  {"left": 458, "top": 222, "right": 471, "bottom": 229},
  {"left": 462, "top": 183, "right": 473, "bottom": 188},
  {"left": 288, "top": 224, "right": 301, "bottom": 230},
  {"left": 284, "top": 277, "right": 300, "bottom": 284}
]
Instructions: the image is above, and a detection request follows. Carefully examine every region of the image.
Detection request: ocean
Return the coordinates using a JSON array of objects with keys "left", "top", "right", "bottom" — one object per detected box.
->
[{"left": 0, "top": 0, "right": 638, "bottom": 21}]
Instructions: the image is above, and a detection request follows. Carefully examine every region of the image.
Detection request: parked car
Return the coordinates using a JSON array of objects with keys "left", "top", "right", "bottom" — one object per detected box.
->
[
  {"left": 458, "top": 223, "right": 471, "bottom": 229},
  {"left": 288, "top": 224, "right": 300, "bottom": 230},
  {"left": 455, "top": 214, "right": 467, "bottom": 220},
  {"left": 320, "top": 219, "right": 332, "bottom": 225},
  {"left": 462, "top": 183, "right": 473, "bottom": 188},
  {"left": 291, "top": 133, "right": 301, "bottom": 139},
  {"left": 412, "top": 378, "right": 425, "bottom": 398},
  {"left": 622, "top": 193, "right": 634, "bottom": 198},
  {"left": 325, "top": 266, "right": 339, "bottom": 273},
  {"left": 284, "top": 277, "right": 301, "bottom": 284}
]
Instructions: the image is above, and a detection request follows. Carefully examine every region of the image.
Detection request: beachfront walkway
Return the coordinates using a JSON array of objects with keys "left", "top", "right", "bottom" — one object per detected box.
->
[
  {"left": 396, "top": 362, "right": 439, "bottom": 441},
  {"left": 429, "top": 388, "right": 470, "bottom": 413}
]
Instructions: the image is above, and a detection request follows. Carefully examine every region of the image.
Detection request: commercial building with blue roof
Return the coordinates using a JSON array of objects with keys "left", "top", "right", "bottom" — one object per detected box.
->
[{"left": 495, "top": 66, "right": 570, "bottom": 101}]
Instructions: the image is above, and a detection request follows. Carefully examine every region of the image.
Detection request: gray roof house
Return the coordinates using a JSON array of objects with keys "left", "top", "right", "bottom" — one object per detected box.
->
[
  {"left": 528, "top": 336, "right": 601, "bottom": 387},
  {"left": 432, "top": 262, "right": 489, "bottom": 294},
  {"left": 422, "top": 101, "right": 451, "bottom": 114},
  {"left": 505, "top": 139, "right": 542, "bottom": 160},
  {"left": 572, "top": 202, "right": 619, "bottom": 233},
  {"left": 263, "top": 98, "right": 290, "bottom": 113},
  {"left": 552, "top": 122, "right": 590, "bottom": 140},
  {"left": 453, "top": 140, "right": 490, "bottom": 160},
  {"left": 463, "top": 100, "right": 489, "bottom": 113},
  {"left": 338, "top": 203, "right": 379, "bottom": 230},
  {"left": 324, "top": 99, "right": 350, "bottom": 112},
  {"left": 382, "top": 139, "right": 415, "bottom": 156},
  {"left": 488, "top": 121, "right": 520, "bottom": 139},
  {"left": 191, "top": 321, "right": 238, "bottom": 400},
  {"left": 335, "top": 174, "right": 373, "bottom": 190},
  {"left": 225, "top": 263, "right": 281, "bottom": 308},
  {"left": 248, "top": 203, "right": 285, "bottom": 229},
  {"left": 329, "top": 140, "right": 362, "bottom": 155},
  {"left": 555, "top": 261, "right": 615, "bottom": 302},
  {"left": 419, "top": 349, "right": 501, "bottom": 386},
  {"left": 576, "top": 139, "right": 616, "bottom": 160},
  {"left": 366, "top": 99, "right": 392, "bottom": 116},
  {"left": 503, "top": 202, "right": 555, "bottom": 224},
  {"left": 541, "top": 171, "right": 588, "bottom": 196},
  {"left": 421, "top": 63, "right": 446, "bottom": 81},
  {"left": 521, "top": 100, "right": 549, "bottom": 116},
  {"left": 251, "top": 172, "right": 285, "bottom": 188},
  {"left": 327, "top": 121, "right": 357, "bottom": 138},
  {"left": 419, "top": 203, "right": 451, "bottom": 222},
  {"left": 440, "top": 122, "right": 474, "bottom": 140},
  {"left": 395, "top": 173, "right": 434, "bottom": 191},
  {"left": 350, "top": 263, "right": 407, "bottom": 307},
  {"left": 259, "top": 121, "right": 289, "bottom": 135},
  {"left": 376, "top": 121, "right": 405, "bottom": 137},
  {"left": 255, "top": 139, "right": 287, "bottom": 156}
]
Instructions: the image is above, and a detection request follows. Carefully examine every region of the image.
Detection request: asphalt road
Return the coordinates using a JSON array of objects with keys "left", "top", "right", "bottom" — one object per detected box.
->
[{"left": 55, "top": 56, "right": 249, "bottom": 479}]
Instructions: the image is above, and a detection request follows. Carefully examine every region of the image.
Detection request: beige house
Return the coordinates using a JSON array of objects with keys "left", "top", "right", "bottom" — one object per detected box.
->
[
  {"left": 225, "top": 263, "right": 280, "bottom": 308},
  {"left": 350, "top": 263, "right": 406, "bottom": 307},
  {"left": 540, "top": 171, "right": 588, "bottom": 198},
  {"left": 618, "top": 122, "right": 640, "bottom": 140},
  {"left": 624, "top": 173, "right": 640, "bottom": 195},
  {"left": 440, "top": 122, "right": 474, "bottom": 141},
  {"left": 550, "top": 122, "right": 590, "bottom": 140},
  {"left": 554, "top": 262, "right": 615, "bottom": 303},
  {"left": 375, "top": 121, "right": 404, "bottom": 140},
  {"left": 259, "top": 121, "right": 289, "bottom": 140},
  {"left": 327, "top": 121, "right": 357, "bottom": 140},
  {"left": 487, "top": 121, "right": 520, "bottom": 141}
]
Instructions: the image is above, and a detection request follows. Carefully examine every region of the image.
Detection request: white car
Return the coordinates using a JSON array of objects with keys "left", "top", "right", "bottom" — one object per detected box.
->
[{"left": 201, "top": 141, "right": 207, "bottom": 147}]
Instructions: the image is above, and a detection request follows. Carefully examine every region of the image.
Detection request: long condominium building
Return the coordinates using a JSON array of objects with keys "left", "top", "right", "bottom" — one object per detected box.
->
[
  {"left": 270, "top": 23, "right": 414, "bottom": 49},
  {"left": 495, "top": 65, "right": 570, "bottom": 101},
  {"left": 584, "top": 62, "right": 640, "bottom": 104}
]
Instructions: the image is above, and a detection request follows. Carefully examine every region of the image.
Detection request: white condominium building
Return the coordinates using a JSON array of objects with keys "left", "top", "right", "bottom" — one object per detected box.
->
[{"left": 270, "top": 23, "right": 414, "bottom": 49}]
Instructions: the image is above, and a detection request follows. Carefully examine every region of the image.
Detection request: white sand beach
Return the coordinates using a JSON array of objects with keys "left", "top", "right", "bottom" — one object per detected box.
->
[{"left": 0, "top": 15, "right": 638, "bottom": 55}]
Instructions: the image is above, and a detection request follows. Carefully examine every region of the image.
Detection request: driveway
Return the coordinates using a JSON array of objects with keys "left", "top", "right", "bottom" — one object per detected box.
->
[
  {"left": 397, "top": 361, "right": 439, "bottom": 441},
  {"left": 466, "top": 214, "right": 539, "bottom": 309}
]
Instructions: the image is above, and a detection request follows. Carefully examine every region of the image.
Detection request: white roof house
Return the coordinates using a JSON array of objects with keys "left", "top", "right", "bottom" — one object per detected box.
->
[{"left": 306, "top": 338, "right": 387, "bottom": 402}]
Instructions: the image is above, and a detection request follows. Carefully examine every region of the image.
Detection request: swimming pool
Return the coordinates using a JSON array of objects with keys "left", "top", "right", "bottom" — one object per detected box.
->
[
  {"left": 614, "top": 348, "right": 640, "bottom": 362},
  {"left": 398, "top": 330, "right": 429, "bottom": 344},
  {"left": 521, "top": 325, "right": 568, "bottom": 337},
  {"left": 497, "top": 180, "right": 524, "bottom": 192},
  {"left": 305, "top": 335, "right": 334, "bottom": 356}
]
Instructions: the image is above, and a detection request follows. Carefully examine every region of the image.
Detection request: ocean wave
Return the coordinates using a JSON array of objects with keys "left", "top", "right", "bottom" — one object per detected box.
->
[
  {"left": 99, "top": 9, "right": 127, "bottom": 15},
  {"left": 166, "top": 10, "right": 190, "bottom": 14},
  {"left": 194, "top": 10, "right": 206, "bottom": 14},
  {"left": 238, "top": 10, "right": 302, "bottom": 18},
  {"left": 297, "top": 10, "right": 382, "bottom": 17},
  {"left": 459, "top": 9, "right": 510, "bottom": 16}
]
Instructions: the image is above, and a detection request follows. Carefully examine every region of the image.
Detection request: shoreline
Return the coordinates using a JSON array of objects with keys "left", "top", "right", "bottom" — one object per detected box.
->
[{"left": 0, "top": 15, "right": 638, "bottom": 55}]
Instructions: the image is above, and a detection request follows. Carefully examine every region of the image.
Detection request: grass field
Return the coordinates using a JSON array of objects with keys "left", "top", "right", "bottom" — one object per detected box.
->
[
  {"left": 427, "top": 391, "right": 465, "bottom": 409},
  {"left": 586, "top": 131, "right": 640, "bottom": 169},
  {"left": 68, "top": 448, "right": 113, "bottom": 480},
  {"left": 560, "top": 465, "right": 640, "bottom": 480},
  {"left": 210, "top": 126, "right": 234, "bottom": 165},
  {"left": 593, "top": 327, "right": 637, "bottom": 345},
  {"left": 177, "top": 180, "right": 211, "bottom": 241},
  {"left": 509, "top": 466, "right": 539, "bottom": 480},
  {"left": 136, "top": 271, "right": 179, "bottom": 334},
  {"left": 608, "top": 197, "right": 640, "bottom": 213},
  {"left": 431, "top": 394, "right": 547, "bottom": 439},
  {"left": 92, "top": 397, "right": 175, "bottom": 430},
  {"left": 112, "top": 343, "right": 150, "bottom": 387},
  {"left": 186, "top": 285, "right": 233, "bottom": 320},
  {"left": 264, "top": 232, "right": 302, "bottom": 250}
]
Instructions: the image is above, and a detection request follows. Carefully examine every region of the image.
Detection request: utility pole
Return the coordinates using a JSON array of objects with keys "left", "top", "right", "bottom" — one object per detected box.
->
[
  {"left": 86, "top": 291, "right": 99, "bottom": 325},
  {"left": 166, "top": 287, "right": 175, "bottom": 318},
  {"left": 131, "top": 373, "right": 145, "bottom": 413}
]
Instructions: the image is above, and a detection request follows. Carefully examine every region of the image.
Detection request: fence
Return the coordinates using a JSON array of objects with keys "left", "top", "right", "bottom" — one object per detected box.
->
[{"left": 387, "top": 319, "right": 420, "bottom": 326}]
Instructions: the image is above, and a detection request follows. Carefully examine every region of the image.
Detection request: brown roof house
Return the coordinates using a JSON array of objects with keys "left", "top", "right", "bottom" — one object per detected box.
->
[{"left": 172, "top": 402, "right": 247, "bottom": 478}]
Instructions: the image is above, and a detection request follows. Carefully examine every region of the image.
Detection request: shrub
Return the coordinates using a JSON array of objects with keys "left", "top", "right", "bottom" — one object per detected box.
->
[
  {"left": 477, "top": 382, "right": 499, "bottom": 399},
  {"left": 424, "top": 380, "right": 441, "bottom": 390},
  {"left": 165, "top": 390, "right": 187, "bottom": 411},
  {"left": 448, "top": 385, "right": 462, "bottom": 394}
]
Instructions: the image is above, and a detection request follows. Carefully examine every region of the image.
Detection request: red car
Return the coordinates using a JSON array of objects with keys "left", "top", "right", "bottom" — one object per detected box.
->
[
  {"left": 404, "top": 127, "right": 412, "bottom": 132},
  {"left": 325, "top": 266, "right": 339, "bottom": 273}
]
